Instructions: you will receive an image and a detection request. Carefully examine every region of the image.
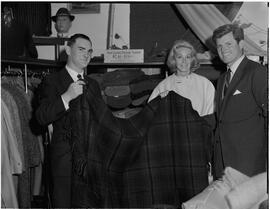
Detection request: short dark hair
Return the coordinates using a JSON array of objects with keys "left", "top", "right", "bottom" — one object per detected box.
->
[
  {"left": 212, "top": 24, "right": 244, "bottom": 45},
  {"left": 67, "top": 33, "right": 92, "bottom": 47}
]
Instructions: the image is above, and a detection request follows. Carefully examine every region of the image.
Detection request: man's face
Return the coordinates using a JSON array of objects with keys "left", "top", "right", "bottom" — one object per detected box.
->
[
  {"left": 216, "top": 32, "right": 243, "bottom": 66},
  {"left": 67, "top": 38, "right": 93, "bottom": 70},
  {"left": 55, "top": 16, "right": 72, "bottom": 34}
]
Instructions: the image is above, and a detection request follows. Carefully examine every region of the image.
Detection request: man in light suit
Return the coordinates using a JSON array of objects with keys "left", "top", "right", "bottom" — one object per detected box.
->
[
  {"left": 212, "top": 24, "right": 267, "bottom": 178},
  {"left": 36, "top": 34, "right": 102, "bottom": 207}
]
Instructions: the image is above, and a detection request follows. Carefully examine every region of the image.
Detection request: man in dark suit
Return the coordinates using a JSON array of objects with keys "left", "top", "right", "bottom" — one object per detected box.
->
[
  {"left": 36, "top": 33, "right": 102, "bottom": 207},
  {"left": 212, "top": 24, "right": 267, "bottom": 178}
]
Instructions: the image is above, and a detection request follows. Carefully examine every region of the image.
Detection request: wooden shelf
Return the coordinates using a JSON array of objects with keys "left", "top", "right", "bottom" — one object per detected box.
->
[
  {"left": 1, "top": 57, "right": 221, "bottom": 81},
  {"left": 88, "top": 61, "right": 165, "bottom": 68},
  {"left": 2, "top": 57, "right": 166, "bottom": 69},
  {"left": 33, "top": 37, "right": 69, "bottom": 45}
]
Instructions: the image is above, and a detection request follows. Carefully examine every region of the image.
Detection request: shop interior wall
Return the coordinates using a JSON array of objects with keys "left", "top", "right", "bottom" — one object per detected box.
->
[
  {"left": 130, "top": 3, "right": 188, "bottom": 60},
  {"left": 39, "top": 3, "right": 205, "bottom": 61},
  {"left": 38, "top": 3, "right": 130, "bottom": 59}
]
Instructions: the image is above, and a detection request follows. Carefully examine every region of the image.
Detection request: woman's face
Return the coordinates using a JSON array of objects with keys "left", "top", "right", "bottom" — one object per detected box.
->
[{"left": 174, "top": 47, "right": 193, "bottom": 76}]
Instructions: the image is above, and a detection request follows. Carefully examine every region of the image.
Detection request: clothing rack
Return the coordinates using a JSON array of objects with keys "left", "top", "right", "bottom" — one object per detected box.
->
[
  {"left": 2, "top": 73, "right": 45, "bottom": 208},
  {"left": 1, "top": 61, "right": 53, "bottom": 208},
  {"left": 1, "top": 66, "right": 49, "bottom": 94},
  {"left": 1, "top": 67, "right": 49, "bottom": 78},
  {"left": 2, "top": 57, "right": 64, "bottom": 92}
]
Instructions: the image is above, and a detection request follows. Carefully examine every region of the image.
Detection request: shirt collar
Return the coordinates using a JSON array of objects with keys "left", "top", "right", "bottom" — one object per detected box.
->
[
  {"left": 66, "top": 65, "right": 84, "bottom": 81},
  {"left": 228, "top": 55, "right": 245, "bottom": 75},
  {"left": 173, "top": 72, "right": 193, "bottom": 82},
  {"left": 57, "top": 33, "right": 69, "bottom": 38}
]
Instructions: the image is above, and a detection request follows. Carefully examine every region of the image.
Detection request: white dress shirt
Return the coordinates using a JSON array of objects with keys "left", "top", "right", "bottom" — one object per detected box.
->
[
  {"left": 227, "top": 55, "right": 245, "bottom": 82},
  {"left": 61, "top": 65, "right": 84, "bottom": 110},
  {"left": 57, "top": 33, "right": 69, "bottom": 38},
  {"left": 148, "top": 73, "right": 215, "bottom": 116}
]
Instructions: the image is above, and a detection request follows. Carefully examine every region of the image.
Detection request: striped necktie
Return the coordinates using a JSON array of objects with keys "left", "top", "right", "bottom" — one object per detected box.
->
[{"left": 222, "top": 68, "right": 231, "bottom": 99}]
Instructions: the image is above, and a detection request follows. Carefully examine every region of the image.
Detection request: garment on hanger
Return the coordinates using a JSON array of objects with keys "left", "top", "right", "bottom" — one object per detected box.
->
[
  {"left": 1, "top": 72, "right": 44, "bottom": 208},
  {"left": 1, "top": 99, "right": 23, "bottom": 208}
]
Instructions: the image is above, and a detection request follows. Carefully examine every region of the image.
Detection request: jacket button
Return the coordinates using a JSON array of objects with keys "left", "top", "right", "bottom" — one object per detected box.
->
[{"left": 219, "top": 120, "right": 222, "bottom": 124}]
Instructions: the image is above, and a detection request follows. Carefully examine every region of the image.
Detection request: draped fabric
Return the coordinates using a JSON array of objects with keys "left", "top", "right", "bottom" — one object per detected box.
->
[
  {"left": 182, "top": 167, "right": 267, "bottom": 209},
  {"left": 214, "top": 3, "right": 243, "bottom": 21},
  {"left": 1, "top": 20, "right": 38, "bottom": 59},
  {"left": 175, "top": 4, "right": 266, "bottom": 56},
  {"left": 71, "top": 86, "right": 212, "bottom": 208},
  {"left": 1, "top": 2, "right": 51, "bottom": 36}
]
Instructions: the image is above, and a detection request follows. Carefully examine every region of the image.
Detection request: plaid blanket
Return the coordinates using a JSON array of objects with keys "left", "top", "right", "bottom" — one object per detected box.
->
[{"left": 71, "top": 87, "right": 211, "bottom": 208}]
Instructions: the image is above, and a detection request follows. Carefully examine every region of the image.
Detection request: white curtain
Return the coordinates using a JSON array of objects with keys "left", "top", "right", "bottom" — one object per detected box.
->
[{"left": 175, "top": 4, "right": 266, "bottom": 56}]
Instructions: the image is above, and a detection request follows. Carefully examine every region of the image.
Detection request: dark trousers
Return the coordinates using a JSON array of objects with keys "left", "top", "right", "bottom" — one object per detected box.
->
[
  {"left": 51, "top": 176, "right": 71, "bottom": 208},
  {"left": 50, "top": 143, "right": 72, "bottom": 208}
]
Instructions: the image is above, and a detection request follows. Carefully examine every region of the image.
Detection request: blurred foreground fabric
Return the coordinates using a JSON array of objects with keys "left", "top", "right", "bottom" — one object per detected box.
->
[{"left": 182, "top": 167, "right": 267, "bottom": 209}]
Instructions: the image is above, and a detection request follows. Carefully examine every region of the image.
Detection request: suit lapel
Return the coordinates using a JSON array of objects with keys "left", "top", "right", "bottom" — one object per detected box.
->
[
  {"left": 216, "top": 73, "right": 225, "bottom": 117},
  {"left": 58, "top": 68, "right": 74, "bottom": 93},
  {"left": 219, "top": 57, "right": 249, "bottom": 118}
]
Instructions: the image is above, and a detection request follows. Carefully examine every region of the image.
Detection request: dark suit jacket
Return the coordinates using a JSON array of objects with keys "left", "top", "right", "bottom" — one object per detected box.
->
[
  {"left": 35, "top": 67, "right": 102, "bottom": 207},
  {"left": 214, "top": 57, "right": 267, "bottom": 178},
  {"left": 71, "top": 90, "right": 211, "bottom": 208}
]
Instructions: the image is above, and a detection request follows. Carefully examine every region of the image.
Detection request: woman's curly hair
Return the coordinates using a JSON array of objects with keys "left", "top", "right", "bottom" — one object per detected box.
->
[{"left": 166, "top": 40, "right": 200, "bottom": 73}]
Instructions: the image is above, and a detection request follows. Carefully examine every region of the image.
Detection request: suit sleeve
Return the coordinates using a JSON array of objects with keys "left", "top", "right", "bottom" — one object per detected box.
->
[
  {"left": 252, "top": 66, "right": 268, "bottom": 117},
  {"left": 35, "top": 75, "right": 67, "bottom": 126},
  {"left": 252, "top": 66, "right": 268, "bottom": 136}
]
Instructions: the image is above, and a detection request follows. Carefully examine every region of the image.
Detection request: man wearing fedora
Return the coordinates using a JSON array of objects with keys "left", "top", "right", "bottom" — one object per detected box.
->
[
  {"left": 51, "top": 7, "right": 75, "bottom": 38},
  {"left": 36, "top": 8, "right": 74, "bottom": 60},
  {"left": 51, "top": 8, "right": 75, "bottom": 61}
]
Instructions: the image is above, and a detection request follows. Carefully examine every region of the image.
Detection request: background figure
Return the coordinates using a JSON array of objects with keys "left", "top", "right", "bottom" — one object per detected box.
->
[
  {"left": 212, "top": 24, "right": 267, "bottom": 178},
  {"left": 35, "top": 34, "right": 100, "bottom": 208},
  {"left": 51, "top": 7, "right": 75, "bottom": 61},
  {"left": 1, "top": 6, "right": 37, "bottom": 59},
  {"left": 148, "top": 39, "right": 215, "bottom": 118},
  {"left": 51, "top": 7, "right": 74, "bottom": 38}
]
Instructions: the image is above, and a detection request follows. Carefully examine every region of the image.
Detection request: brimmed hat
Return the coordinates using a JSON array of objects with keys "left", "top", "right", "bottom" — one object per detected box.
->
[{"left": 51, "top": 8, "right": 75, "bottom": 22}]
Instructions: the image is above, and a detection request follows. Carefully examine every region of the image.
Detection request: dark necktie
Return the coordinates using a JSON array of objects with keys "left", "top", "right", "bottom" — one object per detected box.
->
[
  {"left": 222, "top": 68, "right": 231, "bottom": 99},
  {"left": 77, "top": 74, "right": 88, "bottom": 91},
  {"left": 77, "top": 74, "right": 83, "bottom": 81}
]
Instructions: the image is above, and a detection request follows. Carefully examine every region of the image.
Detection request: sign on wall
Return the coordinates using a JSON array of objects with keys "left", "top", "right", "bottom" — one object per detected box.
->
[
  {"left": 104, "top": 49, "right": 144, "bottom": 63},
  {"left": 68, "top": 3, "right": 100, "bottom": 14}
]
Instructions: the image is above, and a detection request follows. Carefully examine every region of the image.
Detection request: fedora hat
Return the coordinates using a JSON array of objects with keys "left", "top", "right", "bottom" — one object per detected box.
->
[{"left": 51, "top": 8, "right": 75, "bottom": 22}]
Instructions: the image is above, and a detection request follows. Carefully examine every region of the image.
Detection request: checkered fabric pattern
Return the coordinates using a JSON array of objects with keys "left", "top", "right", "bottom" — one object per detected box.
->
[{"left": 71, "top": 89, "right": 211, "bottom": 208}]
